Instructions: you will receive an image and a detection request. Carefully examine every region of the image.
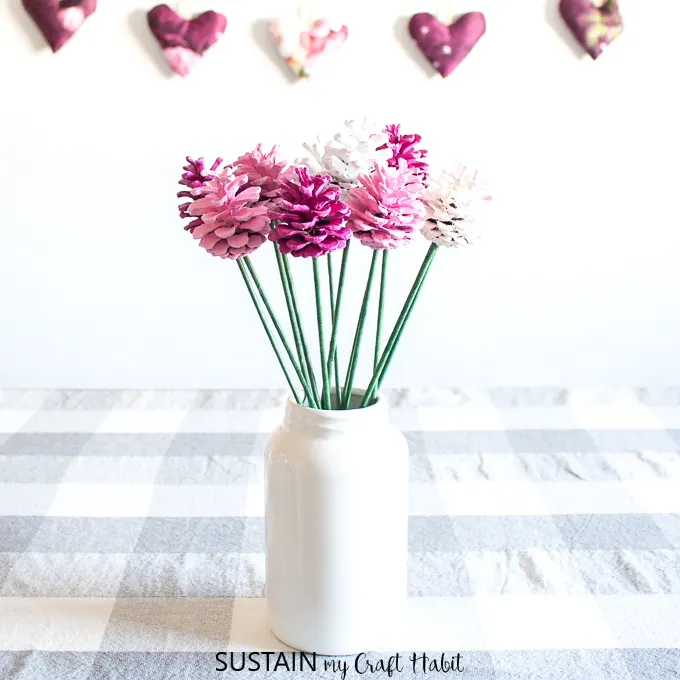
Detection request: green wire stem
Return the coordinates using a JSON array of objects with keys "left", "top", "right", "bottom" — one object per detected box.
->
[
  {"left": 312, "top": 258, "right": 331, "bottom": 409},
  {"left": 282, "top": 253, "right": 320, "bottom": 408},
  {"left": 237, "top": 259, "right": 301, "bottom": 404},
  {"left": 326, "top": 253, "right": 341, "bottom": 402},
  {"left": 342, "top": 249, "right": 380, "bottom": 409},
  {"left": 326, "top": 242, "right": 351, "bottom": 407},
  {"left": 361, "top": 244, "right": 439, "bottom": 407},
  {"left": 374, "top": 250, "right": 389, "bottom": 372},
  {"left": 274, "top": 246, "right": 318, "bottom": 408},
  {"left": 243, "top": 256, "right": 311, "bottom": 403}
]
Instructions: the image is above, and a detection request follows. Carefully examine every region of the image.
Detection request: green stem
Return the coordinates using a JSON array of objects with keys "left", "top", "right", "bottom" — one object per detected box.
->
[
  {"left": 374, "top": 250, "right": 389, "bottom": 372},
  {"left": 237, "top": 259, "right": 301, "bottom": 404},
  {"left": 342, "top": 249, "right": 380, "bottom": 409},
  {"left": 361, "top": 244, "right": 439, "bottom": 407},
  {"left": 313, "top": 258, "right": 331, "bottom": 410},
  {"left": 274, "top": 246, "right": 318, "bottom": 409},
  {"left": 244, "top": 256, "right": 311, "bottom": 403},
  {"left": 326, "top": 242, "right": 351, "bottom": 408},
  {"left": 326, "top": 253, "right": 341, "bottom": 402},
  {"left": 282, "top": 253, "right": 320, "bottom": 408}
]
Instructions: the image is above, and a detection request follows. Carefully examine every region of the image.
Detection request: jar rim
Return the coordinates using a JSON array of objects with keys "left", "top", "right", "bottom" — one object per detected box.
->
[
  {"left": 288, "top": 388, "right": 382, "bottom": 411},
  {"left": 284, "top": 389, "right": 387, "bottom": 428}
]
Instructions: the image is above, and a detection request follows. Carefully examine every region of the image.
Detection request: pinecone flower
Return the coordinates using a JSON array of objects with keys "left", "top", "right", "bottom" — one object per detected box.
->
[
  {"left": 185, "top": 167, "right": 271, "bottom": 259},
  {"left": 347, "top": 162, "right": 426, "bottom": 250},
  {"left": 421, "top": 164, "right": 492, "bottom": 248},
  {"left": 300, "top": 119, "right": 391, "bottom": 191},
  {"left": 269, "top": 167, "right": 351, "bottom": 258},
  {"left": 178, "top": 156, "right": 223, "bottom": 190},
  {"left": 177, "top": 156, "right": 224, "bottom": 232},
  {"left": 233, "top": 144, "right": 292, "bottom": 204},
  {"left": 379, "top": 124, "right": 429, "bottom": 182}
]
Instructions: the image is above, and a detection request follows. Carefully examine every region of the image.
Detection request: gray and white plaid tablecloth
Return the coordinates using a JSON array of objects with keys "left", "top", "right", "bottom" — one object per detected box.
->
[{"left": 0, "top": 388, "right": 679, "bottom": 679}]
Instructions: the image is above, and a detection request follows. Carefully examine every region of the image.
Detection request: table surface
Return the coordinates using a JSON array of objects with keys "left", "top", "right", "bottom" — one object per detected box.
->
[{"left": 0, "top": 388, "right": 679, "bottom": 679}]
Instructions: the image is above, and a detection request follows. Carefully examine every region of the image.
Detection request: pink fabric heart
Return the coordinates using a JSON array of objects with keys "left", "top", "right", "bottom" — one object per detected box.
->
[
  {"left": 22, "top": 0, "right": 96, "bottom": 53},
  {"left": 559, "top": 0, "right": 623, "bottom": 59},
  {"left": 269, "top": 18, "right": 349, "bottom": 80},
  {"left": 147, "top": 4, "right": 227, "bottom": 77},
  {"left": 408, "top": 12, "right": 486, "bottom": 78}
]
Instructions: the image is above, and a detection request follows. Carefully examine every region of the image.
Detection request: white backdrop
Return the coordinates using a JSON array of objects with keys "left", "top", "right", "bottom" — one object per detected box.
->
[{"left": 1, "top": 0, "right": 679, "bottom": 389}]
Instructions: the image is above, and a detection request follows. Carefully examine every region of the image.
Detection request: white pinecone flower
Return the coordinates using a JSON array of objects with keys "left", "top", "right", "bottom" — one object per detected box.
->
[
  {"left": 421, "top": 164, "right": 492, "bottom": 248},
  {"left": 300, "top": 119, "right": 391, "bottom": 191}
]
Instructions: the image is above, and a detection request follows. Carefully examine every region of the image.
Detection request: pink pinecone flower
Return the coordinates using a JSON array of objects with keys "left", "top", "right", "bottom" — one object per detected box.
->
[
  {"left": 347, "top": 161, "right": 426, "bottom": 250},
  {"left": 269, "top": 167, "right": 351, "bottom": 258},
  {"left": 186, "top": 167, "right": 271, "bottom": 259},
  {"left": 179, "top": 156, "right": 224, "bottom": 191},
  {"left": 233, "top": 144, "right": 292, "bottom": 204},
  {"left": 380, "top": 124, "right": 429, "bottom": 182},
  {"left": 177, "top": 156, "right": 224, "bottom": 233}
]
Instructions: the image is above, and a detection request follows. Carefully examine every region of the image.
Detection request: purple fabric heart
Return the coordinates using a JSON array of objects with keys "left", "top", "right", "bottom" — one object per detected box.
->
[
  {"left": 408, "top": 12, "right": 486, "bottom": 78},
  {"left": 22, "top": 0, "right": 96, "bottom": 53},
  {"left": 147, "top": 4, "right": 227, "bottom": 77},
  {"left": 559, "top": 0, "right": 623, "bottom": 59}
]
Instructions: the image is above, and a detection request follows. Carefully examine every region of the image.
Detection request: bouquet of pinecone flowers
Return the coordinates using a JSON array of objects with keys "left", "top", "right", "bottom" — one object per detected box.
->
[{"left": 177, "top": 120, "right": 492, "bottom": 410}]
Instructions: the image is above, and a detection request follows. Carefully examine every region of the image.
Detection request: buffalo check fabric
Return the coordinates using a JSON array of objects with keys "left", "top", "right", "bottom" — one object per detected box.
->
[{"left": 0, "top": 388, "right": 679, "bottom": 679}]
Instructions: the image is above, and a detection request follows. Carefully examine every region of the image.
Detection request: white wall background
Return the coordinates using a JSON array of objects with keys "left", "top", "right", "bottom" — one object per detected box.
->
[{"left": 1, "top": 0, "right": 679, "bottom": 389}]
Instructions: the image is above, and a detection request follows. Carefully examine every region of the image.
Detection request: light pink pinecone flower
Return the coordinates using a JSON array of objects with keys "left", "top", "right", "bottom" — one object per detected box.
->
[
  {"left": 233, "top": 144, "right": 292, "bottom": 205},
  {"left": 187, "top": 167, "right": 271, "bottom": 259},
  {"left": 347, "top": 161, "right": 426, "bottom": 249}
]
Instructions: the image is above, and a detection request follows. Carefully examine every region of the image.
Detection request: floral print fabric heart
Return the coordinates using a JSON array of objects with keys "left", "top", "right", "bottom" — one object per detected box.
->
[
  {"left": 147, "top": 4, "right": 227, "bottom": 77},
  {"left": 408, "top": 12, "right": 486, "bottom": 78},
  {"left": 269, "top": 18, "right": 348, "bottom": 80},
  {"left": 559, "top": 0, "right": 623, "bottom": 59},
  {"left": 22, "top": 0, "right": 97, "bottom": 53}
]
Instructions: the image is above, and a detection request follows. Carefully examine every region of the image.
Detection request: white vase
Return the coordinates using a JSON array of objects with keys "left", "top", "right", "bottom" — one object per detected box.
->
[{"left": 265, "top": 390, "right": 409, "bottom": 655}]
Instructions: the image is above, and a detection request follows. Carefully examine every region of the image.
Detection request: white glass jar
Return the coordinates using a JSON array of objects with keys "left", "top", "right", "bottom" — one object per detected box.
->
[{"left": 265, "top": 390, "right": 409, "bottom": 655}]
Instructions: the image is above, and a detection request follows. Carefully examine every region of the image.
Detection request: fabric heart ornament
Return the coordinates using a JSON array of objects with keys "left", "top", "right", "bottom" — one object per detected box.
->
[
  {"left": 22, "top": 0, "right": 97, "bottom": 53},
  {"left": 559, "top": 0, "right": 623, "bottom": 59},
  {"left": 147, "top": 4, "right": 227, "bottom": 77},
  {"left": 408, "top": 12, "right": 486, "bottom": 78},
  {"left": 269, "top": 18, "right": 348, "bottom": 80}
]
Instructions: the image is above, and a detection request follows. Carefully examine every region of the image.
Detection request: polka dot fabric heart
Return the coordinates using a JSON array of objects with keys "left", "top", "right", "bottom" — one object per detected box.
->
[
  {"left": 22, "top": 0, "right": 97, "bottom": 53},
  {"left": 408, "top": 12, "right": 486, "bottom": 78}
]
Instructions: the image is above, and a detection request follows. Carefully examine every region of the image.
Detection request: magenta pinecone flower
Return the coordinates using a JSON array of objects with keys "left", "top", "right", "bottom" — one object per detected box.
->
[
  {"left": 347, "top": 161, "right": 426, "bottom": 250},
  {"left": 233, "top": 144, "right": 292, "bottom": 203},
  {"left": 179, "top": 156, "right": 224, "bottom": 190},
  {"left": 269, "top": 167, "right": 351, "bottom": 258},
  {"left": 177, "top": 156, "right": 224, "bottom": 233},
  {"left": 379, "top": 124, "right": 429, "bottom": 182},
  {"left": 184, "top": 167, "right": 271, "bottom": 259}
]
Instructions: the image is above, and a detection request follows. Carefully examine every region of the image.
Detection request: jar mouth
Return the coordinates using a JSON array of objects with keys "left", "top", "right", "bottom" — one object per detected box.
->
[
  {"left": 288, "top": 388, "right": 381, "bottom": 413},
  {"left": 284, "top": 389, "right": 387, "bottom": 428}
]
